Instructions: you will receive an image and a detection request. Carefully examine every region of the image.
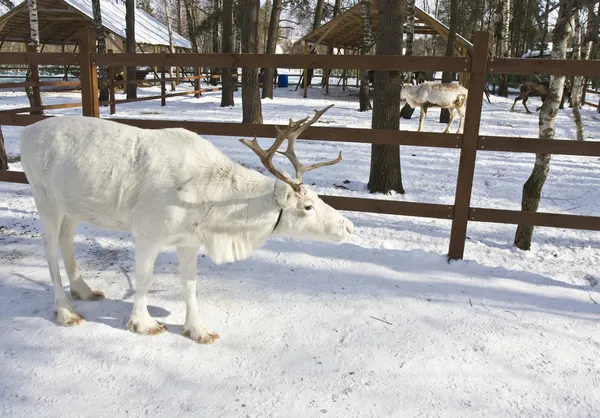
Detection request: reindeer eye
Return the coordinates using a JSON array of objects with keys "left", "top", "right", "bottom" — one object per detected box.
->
[{"left": 304, "top": 205, "right": 314, "bottom": 211}]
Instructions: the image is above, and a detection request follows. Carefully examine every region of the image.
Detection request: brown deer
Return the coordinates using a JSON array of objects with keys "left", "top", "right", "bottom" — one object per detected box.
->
[{"left": 510, "top": 81, "right": 549, "bottom": 113}]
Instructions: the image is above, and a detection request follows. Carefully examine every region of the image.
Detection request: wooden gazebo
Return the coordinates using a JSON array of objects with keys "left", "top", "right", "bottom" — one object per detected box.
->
[{"left": 299, "top": 0, "right": 474, "bottom": 96}]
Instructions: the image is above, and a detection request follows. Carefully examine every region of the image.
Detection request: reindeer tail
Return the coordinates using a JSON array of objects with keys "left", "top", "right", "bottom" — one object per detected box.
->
[{"left": 455, "top": 93, "right": 467, "bottom": 108}]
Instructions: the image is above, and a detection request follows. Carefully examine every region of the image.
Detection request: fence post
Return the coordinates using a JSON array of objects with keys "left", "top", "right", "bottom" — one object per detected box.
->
[
  {"left": 107, "top": 49, "right": 116, "bottom": 115},
  {"left": 161, "top": 62, "right": 166, "bottom": 107},
  {"left": 448, "top": 31, "right": 490, "bottom": 260},
  {"left": 78, "top": 28, "right": 99, "bottom": 117},
  {"left": 194, "top": 66, "right": 201, "bottom": 98},
  {"left": 27, "top": 44, "right": 43, "bottom": 115}
]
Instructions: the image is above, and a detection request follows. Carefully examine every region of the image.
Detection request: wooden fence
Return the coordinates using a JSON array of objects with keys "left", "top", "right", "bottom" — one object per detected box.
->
[{"left": 1, "top": 28, "right": 600, "bottom": 261}]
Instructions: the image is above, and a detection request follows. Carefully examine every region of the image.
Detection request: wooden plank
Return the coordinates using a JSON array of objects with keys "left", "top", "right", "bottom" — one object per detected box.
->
[
  {"left": 469, "top": 207, "right": 600, "bottom": 231},
  {"left": 0, "top": 80, "right": 80, "bottom": 89},
  {"left": 0, "top": 102, "right": 82, "bottom": 114},
  {"left": 0, "top": 52, "right": 80, "bottom": 65},
  {"left": 448, "top": 31, "right": 490, "bottom": 261},
  {"left": 320, "top": 196, "right": 453, "bottom": 219},
  {"left": 0, "top": 170, "right": 453, "bottom": 219},
  {"left": 78, "top": 28, "right": 99, "bottom": 118},
  {"left": 98, "top": 89, "right": 205, "bottom": 105},
  {"left": 478, "top": 136, "right": 600, "bottom": 157},
  {"left": 0, "top": 171, "right": 28, "bottom": 184},
  {"left": 488, "top": 57, "right": 600, "bottom": 77},
  {"left": 0, "top": 114, "right": 462, "bottom": 147},
  {"left": 92, "top": 53, "right": 470, "bottom": 72}
]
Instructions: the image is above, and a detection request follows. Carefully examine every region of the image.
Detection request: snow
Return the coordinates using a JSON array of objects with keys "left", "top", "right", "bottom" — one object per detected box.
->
[{"left": 1, "top": 82, "right": 600, "bottom": 417}]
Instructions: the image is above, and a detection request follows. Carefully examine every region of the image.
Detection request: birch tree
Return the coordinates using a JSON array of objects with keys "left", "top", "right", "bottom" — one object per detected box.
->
[
  {"left": 570, "top": 8, "right": 584, "bottom": 140},
  {"left": 497, "top": 0, "right": 511, "bottom": 97},
  {"left": 514, "top": 0, "right": 579, "bottom": 251},
  {"left": 262, "top": 0, "right": 281, "bottom": 99},
  {"left": 359, "top": 0, "right": 373, "bottom": 112},
  {"left": 439, "top": 0, "right": 457, "bottom": 123},
  {"left": 164, "top": 0, "right": 176, "bottom": 91},
  {"left": 26, "top": 0, "right": 42, "bottom": 113}
]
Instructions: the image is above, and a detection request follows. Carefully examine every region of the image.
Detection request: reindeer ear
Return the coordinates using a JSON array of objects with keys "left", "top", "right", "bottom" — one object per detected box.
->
[{"left": 274, "top": 181, "right": 297, "bottom": 208}]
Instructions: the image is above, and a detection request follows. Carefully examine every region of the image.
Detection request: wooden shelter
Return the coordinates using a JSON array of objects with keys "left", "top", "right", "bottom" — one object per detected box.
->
[
  {"left": 0, "top": 0, "right": 192, "bottom": 52},
  {"left": 299, "top": 0, "right": 475, "bottom": 96}
]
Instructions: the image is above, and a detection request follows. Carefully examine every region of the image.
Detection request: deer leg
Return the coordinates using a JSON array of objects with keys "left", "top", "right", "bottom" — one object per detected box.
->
[
  {"left": 457, "top": 106, "right": 465, "bottom": 134},
  {"left": 128, "top": 239, "right": 166, "bottom": 335},
  {"left": 535, "top": 95, "right": 546, "bottom": 112},
  {"left": 418, "top": 104, "right": 428, "bottom": 132},
  {"left": 444, "top": 108, "right": 456, "bottom": 133},
  {"left": 31, "top": 186, "right": 84, "bottom": 327},
  {"left": 177, "top": 245, "right": 219, "bottom": 344},
  {"left": 523, "top": 97, "right": 533, "bottom": 114},
  {"left": 59, "top": 215, "right": 105, "bottom": 301},
  {"left": 510, "top": 95, "right": 521, "bottom": 112}
]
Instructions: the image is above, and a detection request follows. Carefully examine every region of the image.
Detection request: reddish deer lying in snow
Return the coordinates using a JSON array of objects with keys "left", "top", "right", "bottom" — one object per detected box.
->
[
  {"left": 510, "top": 81, "right": 549, "bottom": 113},
  {"left": 19, "top": 105, "right": 353, "bottom": 344},
  {"left": 400, "top": 82, "right": 468, "bottom": 133}
]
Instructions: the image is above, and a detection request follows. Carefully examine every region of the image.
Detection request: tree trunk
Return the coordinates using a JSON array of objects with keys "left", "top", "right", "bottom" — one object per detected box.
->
[
  {"left": 262, "top": 0, "right": 281, "bottom": 99},
  {"left": 126, "top": 0, "right": 137, "bottom": 99},
  {"left": 367, "top": 0, "right": 405, "bottom": 194},
  {"left": 165, "top": 0, "right": 176, "bottom": 91},
  {"left": 313, "top": 0, "right": 325, "bottom": 30},
  {"left": 26, "top": 0, "right": 42, "bottom": 113},
  {"left": 400, "top": 0, "right": 416, "bottom": 119},
  {"left": 539, "top": 0, "right": 551, "bottom": 57},
  {"left": 240, "top": 0, "right": 263, "bottom": 124},
  {"left": 359, "top": 0, "right": 373, "bottom": 112},
  {"left": 514, "top": 0, "right": 576, "bottom": 251},
  {"left": 0, "top": 127, "right": 8, "bottom": 171},
  {"left": 210, "top": 0, "right": 220, "bottom": 86},
  {"left": 221, "top": 0, "right": 234, "bottom": 107},
  {"left": 571, "top": 8, "right": 584, "bottom": 141},
  {"left": 498, "top": 0, "right": 511, "bottom": 97},
  {"left": 184, "top": 0, "right": 198, "bottom": 52},
  {"left": 176, "top": 0, "right": 182, "bottom": 34},
  {"left": 322, "top": 0, "right": 341, "bottom": 88},
  {"left": 439, "top": 0, "right": 458, "bottom": 123},
  {"left": 92, "top": 0, "right": 108, "bottom": 102}
]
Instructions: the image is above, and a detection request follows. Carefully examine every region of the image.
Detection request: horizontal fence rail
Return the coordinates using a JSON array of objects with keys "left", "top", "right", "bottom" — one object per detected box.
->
[
  {"left": 92, "top": 53, "right": 472, "bottom": 72},
  {"left": 1, "top": 29, "right": 599, "bottom": 261}
]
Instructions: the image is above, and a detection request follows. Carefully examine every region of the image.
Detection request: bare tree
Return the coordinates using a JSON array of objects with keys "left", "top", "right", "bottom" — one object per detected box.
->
[
  {"left": 0, "top": 127, "right": 8, "bottom": 171},
  {"left": 92, "top": 0, "right": 108, "bottom": 102},
  {"left": 164, "top": 0, "right": 176, "bottom": 91},
  {"left": 368, "top": 0, "right": 406, "bottom": 194},
  {"left": 439, "top": 0, "right": 458, "bottom": 123},
  {"left": 497, "top": 0, "right": 511, "bottom": 97},
  {"left": 126, "top": 0, "right": 137, "bottom": 99},
  {"left": 359, "top": 0, "right": 373, "bottom": 112},
  {"left": 262, "top": 0, "right": 281, "bottom": 99},
  {"left": 514, "top": 0, "right": 579, "bottom": 250},
  {"left": 240, "top": 0, "right": 263, "bottom": 123},
  {"left": 400, "top": 0, "right": 416, "bottom": 119},
  {"left": 570, "top": 7, "right": 584, "bottom": 140},
  {"left": 221, "top": 0, "right": 235, "bottom": 107},
  {"left": 26, "top": 0, "right": 42, "bottom": 113}
]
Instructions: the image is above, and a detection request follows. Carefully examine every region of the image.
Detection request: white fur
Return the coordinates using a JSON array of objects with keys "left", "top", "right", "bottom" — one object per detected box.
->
[
  {"left": 20, "top": 116, "right": 354, "bottom": 343},
  {"left": 400, "top": 82, "right": 468, "bottom": 133}
]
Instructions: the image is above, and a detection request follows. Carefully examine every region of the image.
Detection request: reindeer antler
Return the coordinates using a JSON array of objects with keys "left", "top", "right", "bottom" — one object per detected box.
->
[{"left": 240, "top": 104, "right": 342, "bottom": 191}]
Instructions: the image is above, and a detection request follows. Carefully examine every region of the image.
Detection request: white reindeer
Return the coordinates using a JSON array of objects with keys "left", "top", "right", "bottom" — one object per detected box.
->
[
  {"left": 400, "top": 82, "right": 468, "bottom": 133},
  {"left": 19, "top": 105, "right": 354, "bottom": 344}
]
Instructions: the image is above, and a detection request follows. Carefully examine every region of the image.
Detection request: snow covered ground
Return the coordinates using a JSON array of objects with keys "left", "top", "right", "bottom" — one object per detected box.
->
[{"left": 1, "top": 83, "right": 599, "bottom": 417}]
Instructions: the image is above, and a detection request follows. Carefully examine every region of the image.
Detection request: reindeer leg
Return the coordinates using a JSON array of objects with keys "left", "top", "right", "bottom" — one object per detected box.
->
[
  {"left": 457, "top": 107, "right": 465, "bottom": 134},
  {"left": 510, "top": 96, "right": 521, "bottom": 112},
  {"left": 418, "top": 104, "right": 428, "bottom": 132},
  {"left": 444, "top": 108, "right": 455, "bottom": 133},
  {"left": 523, "top": 97, "right": 533, "bottom": 114}
]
